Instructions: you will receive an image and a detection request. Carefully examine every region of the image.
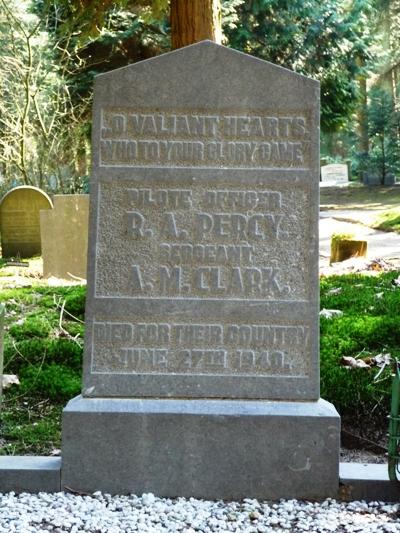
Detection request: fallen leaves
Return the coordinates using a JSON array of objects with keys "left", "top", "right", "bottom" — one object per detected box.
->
[
  {"left": 2, "top": 374, "right": 20, "bottom": 389},
  {"left": 340, "top": 352, "right": 393, "bottom": 376},
  {"left": 319, "top": 308, "right": 343, "bottom": 319},
  {"left": 341, "top": 356, "right": 370, "bottom": 369}
]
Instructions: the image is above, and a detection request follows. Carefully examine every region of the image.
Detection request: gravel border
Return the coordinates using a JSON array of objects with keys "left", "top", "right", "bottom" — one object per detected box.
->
[{"left": 1, "top": 492, "right": 400, "bottom": 532}]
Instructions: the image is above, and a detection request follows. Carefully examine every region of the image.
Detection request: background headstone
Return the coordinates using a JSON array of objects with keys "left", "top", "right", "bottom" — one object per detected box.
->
[
  {"left": 362, "top": 173, "right": 396, "bottom": 186},
  {"left": 40, "top": 195, "right": 89, "bottom": 280},
  {"left": 0, "top": 186, "right": 53, "bottom": 258},
  {"left": 344, "top": 159, "right": 352, "bottom": 180},
  {"left": 62, "top": 41, "right": 339, "bottom": 500},
  {"left": 330, "top": 238, "right": 367, "bottom": 264},
  {"left": 320, "top": 163, "right": 348, "bottom": 185}
]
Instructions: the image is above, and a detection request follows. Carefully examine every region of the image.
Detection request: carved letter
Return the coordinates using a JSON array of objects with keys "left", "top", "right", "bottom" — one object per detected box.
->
[
  {"left": 195, "top": 213, "right": 213, "bottom": 239},
  {"left": 162, "top": 213, "right": 179, "bottom": 238},
  {"left": 132, "top": 266, "right": 144, "bottom": 291},
  {"left": 127, "top": 211, "right": 145, "bottom": 238},
  {"left": 160, "top": 266, "right": 182, "bottom": 293}
]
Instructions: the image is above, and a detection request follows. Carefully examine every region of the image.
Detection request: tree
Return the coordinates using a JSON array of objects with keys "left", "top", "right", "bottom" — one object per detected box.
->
[
  {"left": 9, "top": 0, "right": 381, "bottom": 186},
  {"left": 170, "top": 0, "right": 222, "bottom": 49},
  {"left": 0, "top": 0, "right": 89, "bottom": 192},
  {"left": 224, "top": 0, "right": 376, "bottom": 133},
  {"left": 367, "top": 86, "right": 400, "bottom": 182}
]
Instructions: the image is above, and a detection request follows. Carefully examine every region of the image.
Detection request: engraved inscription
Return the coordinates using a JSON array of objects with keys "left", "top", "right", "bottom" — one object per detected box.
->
[
  {"left": 92, "top": 320, "right": 310, "bottom": 377},
  {"left": 99, "top": 109, "right": 311, "bottom": 168},
  {"left": 95, "top": 181, "right": 310, "bottom": 299},
  {"left": 1, "top": 212, "right": 41, "bottom": 243}
]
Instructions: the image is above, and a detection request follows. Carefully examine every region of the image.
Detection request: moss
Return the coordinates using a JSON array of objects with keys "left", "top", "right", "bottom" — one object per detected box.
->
[
  {"left": 373, "top": 208, "right": 400, "bottom": 234},
  {"left": 19, "top": 364, "right": 81, "bottom": 401},
  {"left": 331, "top": 232, "right": 355, "bottom": 243},
  {"left": 8, "top": 315, "right": 52, "bottom": 340},
  {"left": 320, "top": 272, "right": 400, "bottom": 429}
]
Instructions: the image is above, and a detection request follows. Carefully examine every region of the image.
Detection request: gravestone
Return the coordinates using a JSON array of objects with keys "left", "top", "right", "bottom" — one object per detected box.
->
[
  {"left": 62, "top": 41, "right": 340, "bottom": 500},
  {"left": 330, "top": 238, "right": 367, "bottom": 264},
  {"left": 40, "top": 195, "right": 89, "bottom": 280},
  {"left": 0, "top": 186, "right": 53, "bottom": 258},
  {"left": 363, "top": 172, "right": 396, "bottom": 186},
  {"left": 320, "top": 163, "right": 348, "bottom": 185}
]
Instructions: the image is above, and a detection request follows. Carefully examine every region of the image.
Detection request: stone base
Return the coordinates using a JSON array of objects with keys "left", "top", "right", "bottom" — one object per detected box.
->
[
  {"left": 61, "top": 396, "right": 340, "bottom": 500},
  {"left": 0, "top": 456, "right": 61, "bottom": 493},
  {"left": 339, "top": 463, "right": 400, "bottom": 503}
]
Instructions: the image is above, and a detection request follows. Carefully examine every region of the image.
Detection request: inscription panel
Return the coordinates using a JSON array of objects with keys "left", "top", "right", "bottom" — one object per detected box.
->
[
  {"left": 92, "top": 319, "right": 311, "bottom": 378},
  {"left": 1, "top": 212, "right": 42, "bottom": 243},
  {"left": 99, "top": 108, "right": 311, "bottom": 168},
  {"left": 95, "top": 181, "right": 311, "bottom": 300}
]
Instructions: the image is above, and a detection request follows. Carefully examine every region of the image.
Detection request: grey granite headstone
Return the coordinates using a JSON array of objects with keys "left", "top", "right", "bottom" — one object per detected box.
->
[
  {"left": 83, "top": 42, "right": 319, "bottom": 401},
  {"left": 363, "top": 173, "right": 396, "bottom": 186},
  {"left": 62, "top": 41, "right": 340, "bottom": 499}
]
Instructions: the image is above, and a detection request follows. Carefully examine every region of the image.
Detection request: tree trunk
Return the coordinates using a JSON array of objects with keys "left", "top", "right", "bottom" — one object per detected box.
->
[
  {"left": 170, "top": 0, "right": 222, "bottom": 50},
  {"left": 381, "top": 134, "right": 386, "bottom": 184},
  {"left": 358, "top": 76, "right": 369, "bottom": 157}
]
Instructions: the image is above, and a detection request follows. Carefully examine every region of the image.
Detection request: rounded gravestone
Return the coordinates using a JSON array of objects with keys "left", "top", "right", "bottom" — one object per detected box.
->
[{"left": 0, "top": 186, "right": 53, "bottom": 258}]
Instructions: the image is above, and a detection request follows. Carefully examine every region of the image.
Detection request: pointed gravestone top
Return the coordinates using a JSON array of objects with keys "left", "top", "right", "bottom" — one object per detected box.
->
[{"left": 83, "top": 41, "right": 320, "bottom": 400}]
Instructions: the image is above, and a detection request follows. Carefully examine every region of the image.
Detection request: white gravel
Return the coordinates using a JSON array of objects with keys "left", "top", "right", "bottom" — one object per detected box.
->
[{"left": 0, "top": 492, "right": 399, "bottom": 532}]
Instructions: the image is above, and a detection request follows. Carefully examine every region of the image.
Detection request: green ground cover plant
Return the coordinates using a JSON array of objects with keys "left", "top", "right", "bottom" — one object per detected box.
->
[
  {"left": 320, "top": 185, "right": 400, "bottom": 211},
  {"left": 373, "top": 209, "right": 400, "bottom": 234},
  {"left": 0, "top": 286, "right": 85, "bottom": 455},
  {"left": 320, "top": 271, "right": 400, "bottom": 434},
  {"left": 1, "top": 273, "right": 399, "bottom": 454}
]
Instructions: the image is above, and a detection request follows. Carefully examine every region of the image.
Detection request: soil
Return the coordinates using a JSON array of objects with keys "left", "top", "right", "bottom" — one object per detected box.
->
[
  {"left": 340, "top": 424, "right": 388, "bottom": 464},
  {"left": 341, "top": 447, "right": 386, "bottom": 464},
  {"left": 0, "top": 257, "right": 85, "bottom": 289}
]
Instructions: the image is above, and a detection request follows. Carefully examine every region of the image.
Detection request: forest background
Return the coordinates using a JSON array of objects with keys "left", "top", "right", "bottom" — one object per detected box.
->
[{"left": 0, "top": 0, "right": 399, "bottom": 194}]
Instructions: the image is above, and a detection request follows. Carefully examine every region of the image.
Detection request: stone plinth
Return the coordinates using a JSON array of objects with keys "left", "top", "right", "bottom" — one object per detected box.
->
[
  {"left": 62, "top": 396, "right": 340, "bottom": 500},
  {"left": 40, "top": 195, "right": 89, "bottom": 280},
  {"left": 0, "top": 186, "right": 53, "bottom": 258}
]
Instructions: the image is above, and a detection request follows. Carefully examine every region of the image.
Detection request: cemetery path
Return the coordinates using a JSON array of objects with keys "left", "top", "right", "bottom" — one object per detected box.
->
[{"left": 319, "top": 210, "right": 400, "bottom": 271}]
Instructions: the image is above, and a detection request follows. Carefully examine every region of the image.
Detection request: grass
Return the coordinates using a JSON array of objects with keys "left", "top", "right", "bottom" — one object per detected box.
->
[
  {"left": 320, "top": 184, "right": 400, "bottom": 211},
  {"left": 1, "top": 272, "right": 400, "bottom": 454},
  {"left": 320, "top": 184, "right": 400, "bottom": 236},
  {"left": 373, "top": 208, "right": 400, "bottom": 234},
  {"left": 0, "top": 285, "right": 85, "bottom": 455},
  {"left": 1, "top": 400, "right": 63, "bottom": 455},
  {"left": 320, "top": 271, "right": 400, "bottom": 434}
]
